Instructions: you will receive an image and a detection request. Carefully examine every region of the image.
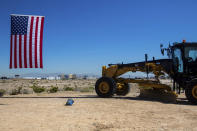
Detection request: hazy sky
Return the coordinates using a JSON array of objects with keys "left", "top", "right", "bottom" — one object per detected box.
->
[{"left": 0, "top": 0, "right": 197, "bottom": 76}]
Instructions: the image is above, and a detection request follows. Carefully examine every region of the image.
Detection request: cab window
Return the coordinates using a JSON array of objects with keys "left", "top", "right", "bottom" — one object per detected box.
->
[
  {"left": 185, "top": 47, "right": 197, "bottom": 62},
  {"left": 173, "top": 49, "right": 183, "bottom": 72}
]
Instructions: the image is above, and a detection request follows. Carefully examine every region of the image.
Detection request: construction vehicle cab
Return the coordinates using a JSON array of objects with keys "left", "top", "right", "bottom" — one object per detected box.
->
[
  {"left": 95, "top": 40, "right": 197, "bottom": 104},
  {"left": 171, "top": 42, "right": 197, "bottom": 74},
  {"left": 167, "top": 42, "right": 197, "bottom": 86}
]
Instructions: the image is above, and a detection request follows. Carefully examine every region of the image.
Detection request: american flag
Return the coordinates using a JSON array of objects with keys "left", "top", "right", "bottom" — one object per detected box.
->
[{"left": 10, "top": 14, "right": 45, "bottom": 68}]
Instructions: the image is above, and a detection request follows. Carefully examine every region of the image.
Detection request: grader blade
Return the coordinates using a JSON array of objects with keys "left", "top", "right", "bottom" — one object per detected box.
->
[
  {"left": 117, "top": 78, "right": 178, "bottom": 102},
  {"left": 139, "top": 88, "right": 177, "bottom": 103},
  {"left": 137, "top": 81, "right": 177, "bottom": 103}
]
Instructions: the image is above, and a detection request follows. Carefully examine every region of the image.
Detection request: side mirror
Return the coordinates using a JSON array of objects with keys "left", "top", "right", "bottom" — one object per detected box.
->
[
  {"left": 160, "top": 43, "right": 172, "bottom": 58},
  {"left": 160, "top": 44, "right": 164, "bottom": 55}
]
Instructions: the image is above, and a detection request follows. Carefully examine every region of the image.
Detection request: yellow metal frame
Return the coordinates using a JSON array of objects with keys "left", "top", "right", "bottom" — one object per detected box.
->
[
  {"left": 102, "top": 63, "right": 173, "bottom": 78},
  {"left": 102, "top": 62, "right": 176, "bottom": 95}
]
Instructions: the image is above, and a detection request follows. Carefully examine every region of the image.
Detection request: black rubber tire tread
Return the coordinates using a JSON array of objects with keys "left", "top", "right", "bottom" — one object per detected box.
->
[
  {"left": 185, "top": 82, "right": 197, "bottom": 105},
  {"left": 116, "top": 83, "right": 130, "bottom": 96},
  {"left": 95, "top": 77, "right": 116, "bottom": 98}
]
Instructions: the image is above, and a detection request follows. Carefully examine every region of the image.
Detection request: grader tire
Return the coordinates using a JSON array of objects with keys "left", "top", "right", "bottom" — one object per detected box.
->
[
  {"left": 95, "top": 77, "right": 116, "bottom": 98},
  {"left": 185, "top": 84, "right": 197, "bottom": 105},
  {"left": 116, "top": 83, "right": 130, "bottom": 96}
]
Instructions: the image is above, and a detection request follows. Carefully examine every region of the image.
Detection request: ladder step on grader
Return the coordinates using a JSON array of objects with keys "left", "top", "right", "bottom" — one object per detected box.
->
[{"left": 95, "top": 40, "right": 197, "bottom": 104}]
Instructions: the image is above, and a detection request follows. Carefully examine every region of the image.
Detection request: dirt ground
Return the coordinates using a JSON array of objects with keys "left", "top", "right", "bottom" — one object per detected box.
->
[{"left": 0, "top": 90, "right": 197, "bottom": 131}]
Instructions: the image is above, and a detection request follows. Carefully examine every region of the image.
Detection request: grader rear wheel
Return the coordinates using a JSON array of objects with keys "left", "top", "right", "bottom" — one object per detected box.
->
[
  {"left": 95, "top": 77, "right": 116, "bottom": 97},
  {"left": 116, "top": 83, "right": 130, "bottom": 96},
  {"left": 185, "top": 84, "right": 197, "bottom": 105}
]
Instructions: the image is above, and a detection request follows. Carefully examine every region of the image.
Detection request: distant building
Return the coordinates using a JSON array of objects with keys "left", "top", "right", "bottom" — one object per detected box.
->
[
  {"left": 47, "top": 76, "right": 55, "bottom": 80},
  {"left": 55, "top": 76, "right": 61, "bottom": 80},
  {"left": 58, "top": 74, "right": 65, "bottom": 80},
  {"left": 35, "top": 77, "right": 42, "bottom": 80},
  {"left": 68, "top": 74, "right": 77, "bottom": 79},
  {"left": 23, "top": 77, "right": 34, "bottom": 79},
  {"left": 22, "top": 77, "right": 42, "bottom": 79},
  {"left": 64, "top": 75, "right": 69, "bottom": 79},
  {"left": 46, "top": 76, "right": 60, "bottom": 80},
  {"left": 86, "top": 76, "right": 97, "bottom": 80},
  {"left": 58, "top": 74, "right": 69, "bottom": 80}
]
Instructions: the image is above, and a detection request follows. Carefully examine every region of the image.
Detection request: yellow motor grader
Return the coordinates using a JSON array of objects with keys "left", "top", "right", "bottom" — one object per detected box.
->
[{"left": 95, "top": 40, "right": 197, "bottom": 104}]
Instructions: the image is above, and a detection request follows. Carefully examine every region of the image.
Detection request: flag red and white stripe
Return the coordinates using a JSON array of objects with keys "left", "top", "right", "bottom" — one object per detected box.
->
[{"left": 10, "top": 14, "right": 44, "bottom": 69}]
